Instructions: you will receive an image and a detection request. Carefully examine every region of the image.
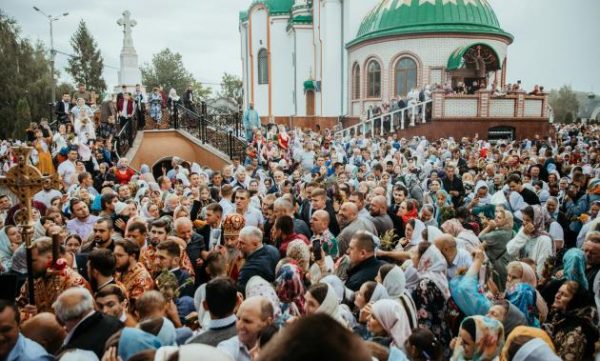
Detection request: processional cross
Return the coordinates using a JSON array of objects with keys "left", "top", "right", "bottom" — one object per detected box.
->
[{"left": 0, "top": 146, "right": 56, "bottom": 304}]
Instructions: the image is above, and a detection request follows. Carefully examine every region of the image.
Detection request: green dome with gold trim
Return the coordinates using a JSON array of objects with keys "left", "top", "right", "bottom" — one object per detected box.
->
[
  {"left": 348, "top": 0, "right": 512, "bottom": 47},
  {"left": 240, "top": 0, "right": 294, "bottom": 22}
]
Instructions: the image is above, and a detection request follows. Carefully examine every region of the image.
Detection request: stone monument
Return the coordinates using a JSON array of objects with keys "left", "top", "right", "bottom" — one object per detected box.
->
[{"left": 115, "top": 10, "right": 142, "bottom": 93}]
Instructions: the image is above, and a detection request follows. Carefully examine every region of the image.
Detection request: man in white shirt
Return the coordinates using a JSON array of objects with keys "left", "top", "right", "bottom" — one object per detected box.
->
[
  {"left": 58, "top": 148, "right": 78, "bottom": 190},
  {"left": 217, "top": 296, "right": 273, "bottom": 361},
  {"left": 435, "top": 234, "right": 473, "bottom": 280},
  {"left": 234, "top": 189, "right": 263, "bottom": 230},
  {"left": 33, "top": 178, "right": 62, "bottom": 208}
]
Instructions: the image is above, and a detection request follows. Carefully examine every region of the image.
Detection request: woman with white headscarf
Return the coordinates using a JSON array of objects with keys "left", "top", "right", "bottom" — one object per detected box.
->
[
  {"left": 367, "top": 299, "right": 413, "bottom": 350},
  {"left": 305, "top": 282, "right": 348, "bottom": 328},
  {"left": 412, "top": 242, "right": 452, "bottom": 358},
  {"left": 377, "top": 264, "right": 418, "bottom": 333}
]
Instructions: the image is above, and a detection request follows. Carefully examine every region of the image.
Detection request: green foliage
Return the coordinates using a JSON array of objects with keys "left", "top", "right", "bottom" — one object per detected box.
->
[
  {"left": 65, "top": 20, "right": 106, "bottom": 93},
  {"left": 0, "top": 11, "right": 53, "bottom": 139},
  {"left": 218, "top": 72, "right": 243, "bottom": 105},
  {"left": 141, "top": 48, "right": 211, "bottom": 100},
  {"left": 548, "top": 85, "right": 580, "bottom": 123}
]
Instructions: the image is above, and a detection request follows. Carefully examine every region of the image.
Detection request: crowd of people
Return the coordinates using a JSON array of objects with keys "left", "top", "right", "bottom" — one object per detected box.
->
[{"left": 0, "top": 80, "right": 600, "bottom": 361}]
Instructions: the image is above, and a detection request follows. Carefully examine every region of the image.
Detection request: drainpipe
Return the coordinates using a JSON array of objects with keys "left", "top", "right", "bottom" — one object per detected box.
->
[{"left": 340, "top": 0, "right": 344, "bottom": 117}]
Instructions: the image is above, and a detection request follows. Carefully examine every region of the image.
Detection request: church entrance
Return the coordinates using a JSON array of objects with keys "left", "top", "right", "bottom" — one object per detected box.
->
[
  {"left": 447, "top": 43, "right": 501, "bottom": 91},
  {"left": 306, "top": 90, "right": 315, "bottom": 116}
]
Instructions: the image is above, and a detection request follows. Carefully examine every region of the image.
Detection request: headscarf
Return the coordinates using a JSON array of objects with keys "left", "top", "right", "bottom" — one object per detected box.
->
[
  {"left": 451, "top": 316, "right": 504, "bottom": 361},
  {"left": 441, "top": 218, "right": 465, "bottom": 236},
  {"left": 245, "top": 276, "right": 282, "bottom": 319},
  {"left": 370, "top": 284, "right": 390, "bottom": 303},
  {"left": 118, "top": 328, "right": 162, "bottom": 361},
  {"left": 529, "top": 204, "right": 551, "bottom": 238},
  {"left": 275, "top": 263, "right": 306, "bottom": 315},
  {"left": 320, "top": 275, "right": 352, "bottom": 304},
  {"left": 511, "top": 338, "right": 561, "bottom": 361},
  {"left": 408, "top": 219, "right": 426, "bottom": 247},
  {"left": 316, "top": 283, "right": 346, "bottom": 326},
  {"left": 562, "top": 248, "right": 589, "bottom": 290},
  {"left": 371, "top": 299, "right": 412, "bottom": 348},
  {"left": 426, "top": 226, "right": 443, "bottom": 243},
  {"left": 403, "top": 263, "right": 420, "bottom": 291},
  {"left": 473, "top": 180, "right": 492, "bottom": 205},
  {"left": 382, "top": 266, "right": 406, "bottom": 298},
  {"left": 498, "top": 300, "right": 528, "bottom": 336},
  {"left": 506, "top": 283, "right": 539, "bottom": 327},
  {"left": 500, "top": 326, "right": 556, "bottom": 361},
  {"left": 0, "top": 227, "right": 16, "bottom": 271},
  {"left": 401, "top": 206, "right": 419, "bottom": 225},
  {"left": 507, "top": 262, "right": 548, "bottom": 322},
  {"left": 417, "top": 245, "right": 450, "bottom": 299}
]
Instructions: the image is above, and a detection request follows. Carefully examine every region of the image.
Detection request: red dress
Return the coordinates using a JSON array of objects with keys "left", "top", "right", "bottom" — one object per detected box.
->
[
  {"left": 278, "top": 133, "right": 289, "bottom": 150},
  {"left": 114, "top": 168, "right": 135, "bottom": 185}
]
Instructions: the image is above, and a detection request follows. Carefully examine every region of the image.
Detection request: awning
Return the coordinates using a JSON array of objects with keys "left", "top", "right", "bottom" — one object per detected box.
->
[
  {"left": 447, "top": 43, "right": 501, "bottom": 71},
  {"left": 303, "top": 80, "right": 315, "bottom": 92}
]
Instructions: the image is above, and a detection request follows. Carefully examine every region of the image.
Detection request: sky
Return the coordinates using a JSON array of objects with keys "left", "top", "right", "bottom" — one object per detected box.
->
[{"left": 2, "top": 0, "right": 600, "bottom": 95}]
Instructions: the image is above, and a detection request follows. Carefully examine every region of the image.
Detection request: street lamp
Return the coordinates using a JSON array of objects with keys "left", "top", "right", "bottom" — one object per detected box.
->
[{"left": 33, "top": 6, "right": 69, "bottom": 116}]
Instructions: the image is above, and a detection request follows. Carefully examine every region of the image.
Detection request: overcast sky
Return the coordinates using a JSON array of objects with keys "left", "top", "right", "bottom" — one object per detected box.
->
[{"left": 3, "top": 0, "right": 599, "bottom": 94}]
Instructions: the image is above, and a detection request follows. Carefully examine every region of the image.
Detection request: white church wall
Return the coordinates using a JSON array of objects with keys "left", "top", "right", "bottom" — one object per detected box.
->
[
  {"left": 293, "top": 26, "right": 315, "bottom": 116},
  {"left": 270, "top": 17, "right": 294, "bottom": 117},
  {"left": 249, "top": 7, "right": 269, "bottom": 116},
  {"left": 348, "top": 36, "right": 508, "bottom": 116},
  {"left": 312, "top": 0, "right": 323, "bottom": 116},
  {"left": 342, "top": 0, "right": 380, "bottom": 116},
  {"left": 240, "top": 23, "right": 250, "bottom": 109},
  {"left": 320, "top": 0, "right": 343, "bottom": 116}
]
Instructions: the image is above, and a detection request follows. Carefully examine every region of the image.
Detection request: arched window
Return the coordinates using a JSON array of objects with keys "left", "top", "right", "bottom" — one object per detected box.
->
[
  {"left": 366, "top": 60, "right": 381, "bottom": 98},
  {"left": 257, "top": 48, "right": 268, "bottom": 85},
  {"left": 394, "top": 57, "right": 417, "bottom": 97},
  {"left": 352, "top": 63, "right": 360, "bottom": 100}
]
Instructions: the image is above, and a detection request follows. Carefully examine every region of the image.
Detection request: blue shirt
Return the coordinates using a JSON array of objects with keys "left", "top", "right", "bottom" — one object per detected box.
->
[
  {"left": 6, "top": 333, "right": 53, "bottom": 361},
  {"left": 217, "top": 336, "right": 252, "bottom": 361}
]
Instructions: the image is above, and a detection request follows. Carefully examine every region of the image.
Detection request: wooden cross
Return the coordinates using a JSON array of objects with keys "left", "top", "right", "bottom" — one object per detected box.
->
[{"left": 0, "top": 146, "right": 52, "bottom": 304}]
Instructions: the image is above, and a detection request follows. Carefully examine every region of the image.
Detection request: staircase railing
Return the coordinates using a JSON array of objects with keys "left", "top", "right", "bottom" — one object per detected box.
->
[
  {"left": 114, "top": 116, "right": 138, "bottom": 158},
  {"left": 336, "top": 100, "right": 432, "bottom": 138},
  {"left": 175, "top": 103, "right": 247, "bottom": 160}
]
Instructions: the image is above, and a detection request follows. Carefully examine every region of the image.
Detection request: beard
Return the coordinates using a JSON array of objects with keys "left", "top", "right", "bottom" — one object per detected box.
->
[{"left": 116, "top": 263, "right": 130, "bottom": 273}]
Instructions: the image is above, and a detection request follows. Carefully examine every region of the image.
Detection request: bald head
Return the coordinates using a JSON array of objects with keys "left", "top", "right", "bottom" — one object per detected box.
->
[
  {"left": 310, "top": 209, "right": 330, "bottom": 234},
  {"left": 434, "top": 234, "right": 457, "bottom": 264},
  {"left": 339, "top": 202, "right": 358, "bottom": 227},
  {"left": 21, "top": 312, "right": 66, "bottom": 355},
  {"left": 236, "top": 296, "right": 274, "bottom": 348},
  {"left": 369, "top": 195, "right": 387, "bottom": 217},
  {"left": 52, "top": 288, "right": 95, "bottom": 330},
  {"left": 373, "top": 187, "right": 386, "bottom": 197}
]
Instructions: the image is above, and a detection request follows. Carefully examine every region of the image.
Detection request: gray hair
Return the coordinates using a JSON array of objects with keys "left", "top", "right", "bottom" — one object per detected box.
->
[
  {"left": 239, "top": 226, "right": 263, "bottom": 243},
  {"left": 52, "top": 287, "right": 94, "bottom": 323},
  {"left": 273, "top": 198, "right": 293, "bottom": 213}
]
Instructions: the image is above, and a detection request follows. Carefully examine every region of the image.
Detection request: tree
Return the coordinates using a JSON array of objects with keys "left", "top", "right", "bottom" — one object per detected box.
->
[
  {"left": 65, "top": 20, "right": 106, "bottom": 93},
  {"left": 549, "top": 85, "right": 580, "bottom": 123},
  {"left": 218, "top": 72, "right": 243, "bottom": 105},
  {"left": 141, "top": 48, "right": 211, "bottom": 99},
  {"left": 0, "top": 11, "right": 52, "bottom": 139},
  {"left": 14, "top": 98, "right": 31, "bottom": 138}
]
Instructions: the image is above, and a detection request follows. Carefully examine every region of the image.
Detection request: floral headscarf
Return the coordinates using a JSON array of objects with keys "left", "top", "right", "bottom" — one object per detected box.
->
[
  {"left": 451, "top": 316, "right": 504, "bottom": 361},
  {"left": 417, "top": 245, "right": 450, "bottom": 299},
  {"left": 275, "top": 263, "right": 305, "bottom": 315},
  {"left": 506, "top": 283, "right": 540, "bottom": 327},
  {"left": 562, "top": 248, "right": 589, "bottom": 290}
]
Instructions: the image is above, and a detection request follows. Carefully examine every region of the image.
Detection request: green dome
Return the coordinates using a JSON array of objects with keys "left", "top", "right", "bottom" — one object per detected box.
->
[
  {"left": 348, "top": 0, "right": 512, "bottom": 47},
  {"left": 240, "top": 0, "right": 294, "bottom": 22}
]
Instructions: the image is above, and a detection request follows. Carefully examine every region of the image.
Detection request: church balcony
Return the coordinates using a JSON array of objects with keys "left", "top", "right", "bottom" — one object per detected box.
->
[{"left": 335, "top": 90, "right": 552, "bottom": 141}]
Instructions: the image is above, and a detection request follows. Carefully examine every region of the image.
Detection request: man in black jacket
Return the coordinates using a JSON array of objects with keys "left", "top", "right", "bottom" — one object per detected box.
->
[
  {"left": 54, "top": 287, "right": 122, "bottom": 358},
  {"left": 237, "top": 226, "right": 280, "bottom": 294},
  {"left": 442, "top": 164, "right": 465, "bottom": 209},
  {"left": 345, "top": 232, "right": 386, "bottom": 292},
  {"left": 55, "top": 93, "right": 72, "bottom": 124}
]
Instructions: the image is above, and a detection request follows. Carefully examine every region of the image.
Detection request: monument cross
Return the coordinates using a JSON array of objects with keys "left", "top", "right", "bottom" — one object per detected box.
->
[
  {"left": 0, "top": 146, "right": 53, "bottom": 304},
  {"left": 117, "top": 10, "right": 137, "bottom": 49}
]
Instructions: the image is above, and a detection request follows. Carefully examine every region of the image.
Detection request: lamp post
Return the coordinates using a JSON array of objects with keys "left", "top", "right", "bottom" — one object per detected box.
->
[{"left": 33, "top": 7, "right": 68, "bottom": 115}]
